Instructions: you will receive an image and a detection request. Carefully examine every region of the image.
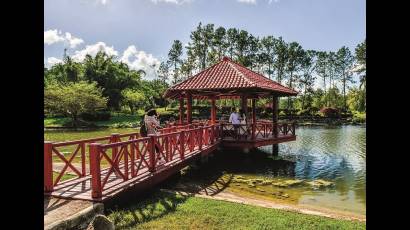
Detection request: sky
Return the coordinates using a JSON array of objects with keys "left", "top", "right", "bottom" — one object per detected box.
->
[{"left": 44, "top": 0, "right": 366, "bottom": 82}]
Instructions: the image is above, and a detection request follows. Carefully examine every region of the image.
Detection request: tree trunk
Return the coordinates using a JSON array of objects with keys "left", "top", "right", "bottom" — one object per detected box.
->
[{"left": 343, "top": 72, "right": 347, "bottom": 111}]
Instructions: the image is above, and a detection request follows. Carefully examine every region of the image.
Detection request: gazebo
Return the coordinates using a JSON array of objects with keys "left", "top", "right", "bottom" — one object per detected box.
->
[{"left": 163, "top": 57, "right": 298, "bottom": 154}]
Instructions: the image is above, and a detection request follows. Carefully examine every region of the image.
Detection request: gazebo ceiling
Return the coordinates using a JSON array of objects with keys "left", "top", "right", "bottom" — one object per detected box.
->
[{"left": 164, "top": 57, "right": 298, "bottom": 99}]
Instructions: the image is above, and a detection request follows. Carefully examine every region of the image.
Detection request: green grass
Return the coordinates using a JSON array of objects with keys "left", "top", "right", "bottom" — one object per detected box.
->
[
  {"left": 107, "top": 190, "right": 365, "bottom": 230},
  {"left": 53, "top": 171, "right": 76, "bottom": 183},
  {"left": 44, "top": 108, "right": 177, "bottom": 128}
]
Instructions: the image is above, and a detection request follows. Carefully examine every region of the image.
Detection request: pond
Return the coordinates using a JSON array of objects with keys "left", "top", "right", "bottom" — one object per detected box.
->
[
  {"left": 166, "top": 125, "right": 366, "bottom": 217},
  {"left": 44, "top": 125, "right": 366, "bottom": 217}
]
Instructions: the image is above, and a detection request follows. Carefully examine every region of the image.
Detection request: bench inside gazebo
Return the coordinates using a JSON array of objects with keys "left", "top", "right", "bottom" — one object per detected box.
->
[{"left": 163, "top": 57, "right": 298, "bottom": 154}]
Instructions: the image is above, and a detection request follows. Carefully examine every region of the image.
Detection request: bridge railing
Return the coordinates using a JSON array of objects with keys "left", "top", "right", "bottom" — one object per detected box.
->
[
  {"left": 88, "top": 124, "right": 220, "bottom": 199},
  {"left": 44, "top": 132, "right": 139, "bottom": 193}
]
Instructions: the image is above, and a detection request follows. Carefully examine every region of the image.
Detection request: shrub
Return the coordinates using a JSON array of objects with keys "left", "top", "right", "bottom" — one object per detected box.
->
[
  {"left": 319, "top": 107, "right": 340, "bottom": 118},
  {"left": 80, "top": 110, "right": 111, "bottom": 121}
]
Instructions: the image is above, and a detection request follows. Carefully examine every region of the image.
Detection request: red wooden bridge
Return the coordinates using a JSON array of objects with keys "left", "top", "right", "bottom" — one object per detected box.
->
[
  {"left": 44, "top": 121, "right": 296, "bottom": 201},
  {"left": 44, "top": 57, "right": 299, "bottom": 202}
]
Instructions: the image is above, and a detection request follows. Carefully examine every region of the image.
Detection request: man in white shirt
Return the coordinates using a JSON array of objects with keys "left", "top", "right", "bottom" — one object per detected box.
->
[{"left": 229, "top": 108, "right": 240, "bottom": 138}]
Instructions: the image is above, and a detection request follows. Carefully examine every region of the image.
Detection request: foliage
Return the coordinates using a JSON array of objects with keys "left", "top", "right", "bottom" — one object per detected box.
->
[
  {"left": 121, "top": 89, "right": 146, "bottom": 115},
  {"left": 44, "top": 81, "right": 107, "bottom": 127}
]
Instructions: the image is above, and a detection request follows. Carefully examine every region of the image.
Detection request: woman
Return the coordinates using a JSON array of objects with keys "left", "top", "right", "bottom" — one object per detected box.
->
[{"left": 144, "top": 109, "right": 160, "bottom": 135}]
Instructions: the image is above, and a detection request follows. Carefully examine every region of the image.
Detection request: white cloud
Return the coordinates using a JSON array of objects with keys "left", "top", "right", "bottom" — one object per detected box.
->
[
  {"left": 46, "top": 57, "right": 63, "bottom": 67},
  {"left": 72, "top": 42, "right": 118, "bottom": 62},
  {"left": 120, "top": 45, "right": 161, "bottom": 80},
  {"left": 44, "top": 29, "right": 84, "bottom": 48},
  {"left": 44, "top": 30, "right": 65, "bottom": 45},
  {"left": 45, "top": 41, "right": 160, "bottom": 80},
  {"left": 268, "top": 0, "right": 280, "bottom": 4},
  {"left": 237, "top": 0, "right": 257, "bottom": 4},
  {"left": 150, "top": 0, "right": 192, "bottom": 4},
  {"left": 64, "top": 32, "right": 84, "bottom": 48}
]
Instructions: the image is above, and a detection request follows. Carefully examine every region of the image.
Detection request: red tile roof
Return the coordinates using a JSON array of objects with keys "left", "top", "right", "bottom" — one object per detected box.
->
[{"left": 164, "top": 57, "right": 298, "bottom": 98}]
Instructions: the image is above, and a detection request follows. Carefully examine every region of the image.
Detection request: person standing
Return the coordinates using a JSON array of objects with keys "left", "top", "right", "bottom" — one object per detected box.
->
[
  {"left": 144, "top": 109, "right": 165, "bottom": 165},
  {"left": 144, "top": 109, "right": 160, "bottom": 135}
]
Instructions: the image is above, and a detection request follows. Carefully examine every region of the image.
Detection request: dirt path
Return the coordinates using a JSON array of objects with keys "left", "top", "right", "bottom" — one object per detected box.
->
[
  {"left": 161, "top": 189, "right": 366, "bottom": 222},
  {"left": 44, "top": 197, "right": 93, "bottom": 227}
]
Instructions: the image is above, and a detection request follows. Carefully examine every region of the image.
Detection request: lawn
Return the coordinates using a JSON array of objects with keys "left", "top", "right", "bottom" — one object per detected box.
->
[
  {"left": 107, "top": 190, "right": 365, "bottom": 230},
  {"left": 44, "top": 108, "right": 177, "bottom": 128}
]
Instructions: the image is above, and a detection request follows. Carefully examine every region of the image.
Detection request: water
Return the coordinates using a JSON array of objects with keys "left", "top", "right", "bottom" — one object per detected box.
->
[{"left": 259, "top": 125, "right": 366, "bottom": 215}]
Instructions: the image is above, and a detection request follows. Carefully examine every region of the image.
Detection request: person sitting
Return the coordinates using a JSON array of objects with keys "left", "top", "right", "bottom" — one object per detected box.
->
[{"left": 229, "top": 107, "right": 240, "bottom": 139}]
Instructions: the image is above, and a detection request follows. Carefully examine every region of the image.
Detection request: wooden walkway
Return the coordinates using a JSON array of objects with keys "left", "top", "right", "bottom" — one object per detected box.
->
[
  {"left": 49, "top": 143, "right": 218, "bottom": 201},
  {"left": 45, "top": 122, "right": 296, "bottom": 202}
]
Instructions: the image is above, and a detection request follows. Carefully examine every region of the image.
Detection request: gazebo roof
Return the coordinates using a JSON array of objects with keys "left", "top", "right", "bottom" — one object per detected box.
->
[{"left": 164, "top": 57, "right": 298, "bottom": 99}]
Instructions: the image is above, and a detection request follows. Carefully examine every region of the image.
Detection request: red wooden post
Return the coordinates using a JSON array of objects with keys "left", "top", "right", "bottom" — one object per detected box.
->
[
  {"left": 111, "top": 133, "right": 120, "bottom": 162},
  {"left": 81, "top": 142, "right": 86, "bottom": 177},
  {"left": 44, "top": 141, "right": 53, "bottom": 193},
  {"left": 130, "top": 140, "right": 135, "bottom": 177},
  {"left": 180, "top": 130, "right": 185, "bottom": 159},
  {"left": 148, "top": 135, "right": 156, "bottom": 172},
  {"left": 211, "top": 97, "right": 216, "bottom": 124},
  {"left": 89, "top": 143, "right": 102, "bottom": 199},
  {"left": 211, "top": 125, "right": 215, "bottom": 144},
  {"left": 252, "top": 98, "right": 256, "bottom": 140},
  {"left": 179, "top": 97, "right": 184, "bottom": 124},
  {"left": 199, "top": 127, "right": 203, "bottom": 150},
  {"left": 186, "top": 92, "right": 192, "bottom": 124},
  {"left": 124, "top": 144, "right": 129, "bottom": 180},
  {"left": 165, "top": 136, "right": 170, "bottom": 161}
]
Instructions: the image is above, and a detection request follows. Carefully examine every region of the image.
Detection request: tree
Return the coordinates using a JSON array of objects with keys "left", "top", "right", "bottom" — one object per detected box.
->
[
  {"left": 121, "top": 89, "right": 146, "bottom": 115},
  {"left": 336, "top": 46, "right": 354, "bottom": 111},
  {"left": 273, "top": 37, "right": 288, "bottom": 84},
  {"left": 168, "top": 40, "right": 183, "bottom": 84},
  {"left": 44, "top": 81, "right": 107, "bottom": 128},
  {"left": 235, "top": 30, "right": 250, "bottom": 65},
  {"left": 83, "top": 52, "right": 142, "bottom": 110},
  {"left": 210, "top": 26, "right": 228, "bottom": 63},
  {"left": 246, "top": 35, "right": 259, "bottom": 69},
  {"left": 347, "top": 87, "right": 365, "bottom": 112},
  {"left": 259, "top": 36, "right": 276, "bottom": 79},
  {"left": 355, "top": 40, "right": 366, "bottom": 90},
  {"left": 315, "top": 51, "right": 329, "bottom": 105},
  {"left": 285, "top": 42, "right": 304, "bottom": 109},
  {"left": 326, "top": 51, "right": 338, "bottom": 107},
  {"left": 299, "top": 50, "right": 316, "bottom": 110},
  {"left": 226, "top": 28, "right": 239, "bottom": 59},
  {"left": 157, "top": 61, "right": 170, "bottom": 84}
]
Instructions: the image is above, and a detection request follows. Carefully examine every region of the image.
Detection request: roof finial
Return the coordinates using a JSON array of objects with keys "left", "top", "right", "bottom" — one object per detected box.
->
[{"left": 222, "top": 56, "right": 230, "bottom": 61}]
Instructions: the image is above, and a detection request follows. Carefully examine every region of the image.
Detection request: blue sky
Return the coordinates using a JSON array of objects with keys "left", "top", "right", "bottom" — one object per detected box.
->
[{"left": 44, "top": 0, "right": 366, "bottom": 82}]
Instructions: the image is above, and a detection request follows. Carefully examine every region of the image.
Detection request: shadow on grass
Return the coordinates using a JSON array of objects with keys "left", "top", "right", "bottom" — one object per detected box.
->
[{"left": 107, "top": 189, "right": 193, "bottom": 229}]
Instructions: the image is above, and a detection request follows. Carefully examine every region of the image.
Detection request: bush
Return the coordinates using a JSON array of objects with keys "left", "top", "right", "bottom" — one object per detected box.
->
[
  {"left": 80, "top": 110, "right": 111, "bottom": 121},
  {"left": 352, "top": 111, "right": 366, "bottom": 123},
  {"left": 319, "top": 107, "right": 340, "bottom": 118}
]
